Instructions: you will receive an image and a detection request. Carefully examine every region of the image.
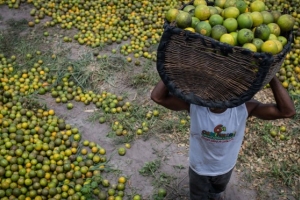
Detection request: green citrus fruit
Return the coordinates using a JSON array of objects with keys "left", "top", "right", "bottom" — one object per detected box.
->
[
  {"left": 191, "top": 17, "right": 200, "bottom": 28},
  {"left": 252, "top": 38, "right": 264, "bottom": 51},
  {"left": 267, "top": 23, "right": 281, "bottom": 37},
  {"left": 223, "top": 18, "right": 238, "bottom": 32},
  {"left": 277, "top": 14, "right": 295, "bottom": 32},
  {"left": 236, "top": 0, "right": 248, "bottom": 13},
  {"left": 194, "top": 0, "right": 207, "bottom": 6},
  {"left": 176, "top": 12, "right": 192, "bottom": 29},
  {"left": 214, "top": 0, "right": 226, "bottom": 8},
  {"left": 194, "top": 5, "right": 211, "bottom": 20},
  {"left": 250, "top": 11, "right": 263, "bottom": 27},
  {"left": 209, "top": 14, "right": 224, "bottom": 27},
  {"left": 118, "top": 147, "right": 126, "bottom": 156},
  {"left": 185, "top": 27, "right": 195, "bottom": 32},
  {"left": 243, "top": 43, "right": 257, "bottom": 52},
  {"left": 230, "top": 32, "right": 238, "bottom": 45},
  {"left": 254, "top": 24, "right": 271, "bottom": 41},
  {"left": 223, "top": 7, "right": 240, "bottom": 19},
  {"left": 165, "top": 9, "right": 180, "bottom": 23},
  {"left": 268, "top": 34, "right": 277, "bottom": 40},
  {"left": 195, "top": 21, "right": 212, "bottom": 36},
  {"left": 208, "top": 6, "right": 219, "bottom": 15},
  {"left": 272, "top": 39, "right": 283, "bottom": 53},
  {"left": 237, "top": 13, "right": 253, "bottom": 29},
  {"left": 270, "top": 130, "right": 277, "bottom": 137},
  {"left": 261, "top": 11, "right": 274, "bottom": 24},
  {"left": 271, "top": 10, "right": 281, "bottom": 22},
  {"left": 220, "top": 33, "right": 235, "bottom": 45},
  {"left": 158, "top": 188, "right": 167, "bottom": 197},
  {"left": 224, "top": 0, "right": 237, "bottom": 8},
  {"left": 183, "top": 5, "right": 195, "bottom": 13},
  {"left": 277, "top": 36, "right": 287, "bottom": 46},
  {"left": 250, "top": 0, "right": 266, "bottom": 12},
  {"left": 237, "top": 28, "right": 254, "bottom": 45},
  {"left": 211, "top": 25, "right": 227, "bottom": 40},
  {"left": 261, "top": 40, "right": 278, "bottom": 55}
]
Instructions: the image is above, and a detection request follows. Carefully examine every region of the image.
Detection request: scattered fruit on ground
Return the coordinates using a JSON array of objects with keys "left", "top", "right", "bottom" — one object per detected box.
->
[
  {"left": 125, "top": 143, "right": 131, "bottom": 149},
  {"left": 270, "top": 130, "right": 278, "bottom": 137},
  {"left": 280, "top": 125, "right": 286, "bottom": 132},
  {"left": 158, "top": 187, "right": 167, "bottom": 197},
  {"left": 118, "top": 147, "right": 126, "bottom": 156},
  {"left": 67, "top": 102, "right": 73, "bottom": 110}
]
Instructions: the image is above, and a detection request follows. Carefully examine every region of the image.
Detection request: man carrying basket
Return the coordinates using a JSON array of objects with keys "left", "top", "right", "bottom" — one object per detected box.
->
[{"left": 151, "top": 76, "right": 295, "bottom": 200}]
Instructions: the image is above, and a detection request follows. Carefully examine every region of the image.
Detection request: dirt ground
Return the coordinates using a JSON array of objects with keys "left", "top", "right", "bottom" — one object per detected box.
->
[{"left": 0, "top": 4, "right": 262, "bottom": 200}]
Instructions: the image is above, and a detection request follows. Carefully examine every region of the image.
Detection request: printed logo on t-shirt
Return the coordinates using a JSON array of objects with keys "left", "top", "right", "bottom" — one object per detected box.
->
[{"left": 201, "top": 124, "right": 236, "bottom": 142}]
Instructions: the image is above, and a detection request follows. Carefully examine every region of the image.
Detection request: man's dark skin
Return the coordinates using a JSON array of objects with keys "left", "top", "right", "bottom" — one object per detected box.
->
[{"left": 151, "top": 77, "right": 296, "bottom": 119}]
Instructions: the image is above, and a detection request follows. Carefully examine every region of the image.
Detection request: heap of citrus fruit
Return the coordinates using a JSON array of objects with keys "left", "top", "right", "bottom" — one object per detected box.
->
[
  {"left": 0, "top": 52, "right": 143, "bottom": 199},
  {"left": 166, "top": 0, "right": 295, "bottom": 54},
  {"left": 0, "top": 0, "right": 187, "bottom": 61},
  {"left": 0, "top": 42, "right": 166, "bottom": 198}
]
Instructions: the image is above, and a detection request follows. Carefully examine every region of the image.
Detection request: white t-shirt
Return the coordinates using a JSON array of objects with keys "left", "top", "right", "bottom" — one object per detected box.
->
[{"left": 189, "top": 104, "right": 248, "bottom": 176}]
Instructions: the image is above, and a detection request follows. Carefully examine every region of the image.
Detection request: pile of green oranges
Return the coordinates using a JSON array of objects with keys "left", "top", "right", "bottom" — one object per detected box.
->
[
  {"left": 0, "top": 51, "right": 154, "bottom": 199},
  {"left": 166, "top": 0, "right": 295, "bottom": 54},
  {"left": 0, "top": 0, "right": 186, "bottom": 61},
  {"left": 0, "top": 95, "right": 128, "bottom": 199},
  {"left": 264, "top": 0, "right": 300, "bottom": 93},
  {"left": 277, "top": 38, "right": 300, "bottom": 94}
]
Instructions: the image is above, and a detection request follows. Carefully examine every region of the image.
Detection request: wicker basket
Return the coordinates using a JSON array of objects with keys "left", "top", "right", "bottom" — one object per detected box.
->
[{"left": 156, "top": 5, "right": 293, "bottom": 108}]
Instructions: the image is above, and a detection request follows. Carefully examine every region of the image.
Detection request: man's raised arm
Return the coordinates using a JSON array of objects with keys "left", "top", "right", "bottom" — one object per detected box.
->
[
  {"left": 151, "top": 80, "right": 190, "bottom": 111},
  {"left": 246, "top": 77, "right": 296, "bottom": 120}
]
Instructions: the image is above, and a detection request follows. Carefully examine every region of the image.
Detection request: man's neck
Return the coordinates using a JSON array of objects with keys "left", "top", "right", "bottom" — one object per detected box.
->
[{"left": 209, "top": 108, "right": 227, "bottom": 113}]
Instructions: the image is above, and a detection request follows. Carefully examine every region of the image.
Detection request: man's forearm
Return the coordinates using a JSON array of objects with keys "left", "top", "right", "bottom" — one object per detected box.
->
[{"left": 269, "top": 77, "right": 296, "bottom": 116}]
